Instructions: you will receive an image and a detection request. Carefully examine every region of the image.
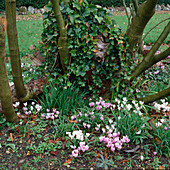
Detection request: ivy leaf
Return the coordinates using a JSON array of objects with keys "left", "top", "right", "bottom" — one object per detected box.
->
[{"left": 95, "top": 15, "right": 103, "bottom": 24}]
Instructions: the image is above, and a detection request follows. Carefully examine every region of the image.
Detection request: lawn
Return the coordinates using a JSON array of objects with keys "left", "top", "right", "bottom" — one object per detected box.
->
[
  {"left": 5, "top": 19, "right": 43, "bottom": 57},
  {"left": 114, "top": 13, "right": 170, "bottom": 45}
]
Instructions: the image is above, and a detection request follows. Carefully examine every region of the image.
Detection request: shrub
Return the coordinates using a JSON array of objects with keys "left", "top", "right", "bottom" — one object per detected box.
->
[
  {"left": 41, "top": 0, "right": 131, "bottom": 95},
  {"left": 0, "top": 0, "right": 49, "bottom": 11}
]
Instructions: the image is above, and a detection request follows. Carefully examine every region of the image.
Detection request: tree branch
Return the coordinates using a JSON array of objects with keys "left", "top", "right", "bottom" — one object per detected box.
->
[
  {"left": 130, "top": 21, "right": 170, "bottom": 81},
  {"left": 137, "top": 87, "right": 170, "bottom": 104}
]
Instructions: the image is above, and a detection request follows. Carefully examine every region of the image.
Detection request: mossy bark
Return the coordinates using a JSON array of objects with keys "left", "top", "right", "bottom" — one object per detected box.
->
[
  {"left": 51, "top": 0, "right": 70, "bottom": 72},
  {"left": 5, "top": 0, "right": 32, "bottom": 102},
  {"left": 0, "top": 16, "right": 18, "bottom": 123},
  {"left": 127, "top": 0, "right": 158, "bottom": 52}
]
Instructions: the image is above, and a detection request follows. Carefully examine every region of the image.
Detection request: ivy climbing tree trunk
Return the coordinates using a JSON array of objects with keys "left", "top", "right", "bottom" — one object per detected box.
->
[
  {"left": 127, "top": 0, "right": 158, "bottom": 52},
  {"left": 51, "top": 0, "right": 70, "bottom": 72},
  {"left": 0, "top": 16, "right": 18, "bottom": 123},
  {"left": 5, "top": 0, "right": 32, "bottom": 102}
]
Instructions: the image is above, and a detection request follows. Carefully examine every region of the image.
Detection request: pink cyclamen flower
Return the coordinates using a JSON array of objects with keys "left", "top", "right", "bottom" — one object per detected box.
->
[
  {"left": 96, "top": 101, "right": 100, "bottom": 106},
  {"left": 161, "top": 65, "right": 165, "bottom": 70},
  {"left": 87, "top": 124, "right": 91, "bottom": 129},
  {"left": 89, "top": 102, "right": 94, "bottom": 107},
  {"left": 95, "top": 127, "right": 99, "bottom": 131},
  {"left": 100, "top": 116, "right": 104, "bottom": 121},
  {"left": 164, "top": 126, "right": 167, "bottom": 131},
  {"left": 156, "top": 51, "right": 160, "bottom": 54},
  {"left": 83, "top": 123, "right": 86, "bottom": 128},
  {"left": 72, "top": 150, "right": 78, "bottom": 158},
  {"left": 85, "top": 113, "right": 88, "bottom": 117},
  {"left": 99, "top": 136, "right": 105, "bottom": 142},
  {"left": 23, "top": 107, "right": 27, "bottom": 111},
  {"left": 71, "top": 115, "right": 76, "bottom": 120},
  {"left": 46, "top": 109, "right": 50, "bottom": 112},
  {"left": 154, "top": 70, "right": 159, "bottom": 75},
  {"left": 153, "top": 152, "right": 157, "bottom": 156},
  {"left": 96, "top": 105, "right": 102, "bottom": 111},
  {"left": 41, "top": 114, "right": 45, "bottom": 118}
]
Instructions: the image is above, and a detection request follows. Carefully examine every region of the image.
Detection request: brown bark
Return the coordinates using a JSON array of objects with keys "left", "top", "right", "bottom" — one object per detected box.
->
[
  {"left": 5, "top": 0, "right": 32, "bottom": 102},
  {"left": 51, "top": 0, "right": 70, "bottom": 72},
  {"left": 127, "top": 0, "right": 158, "bottom": 51},
  {"left": 0, "top": 16, "right": 18, "bottom": 123}
]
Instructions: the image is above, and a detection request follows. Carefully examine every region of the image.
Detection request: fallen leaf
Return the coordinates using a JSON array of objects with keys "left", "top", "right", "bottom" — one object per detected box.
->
[
  {"left": 10, "top": 133, "right": 14, "bottom": 142},
  {"left": 0, "top": 131, "right": 2, "bottom": 136},
  {"left": 49, "top": 151, "right": 57, "bottom": 156},
  {"left": 94, "top": 151, "right": 101, "bottom": 158},
  {"left": 63, "top": 158, "right": 72, "bottom": 166},
  {"left": 49, "top": 140, "right": 56, "bottom": 144},
  {"left": 120, "top": 159, "right": 128, "bottom": 164},
  {"left": 159, "top": 165, "right": 164, "bottom": 169},
  {"left": 27, "top": 151, "right": 30, "bottom": 156}
]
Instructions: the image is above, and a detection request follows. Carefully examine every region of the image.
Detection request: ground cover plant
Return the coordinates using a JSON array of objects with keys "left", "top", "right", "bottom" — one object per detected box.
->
[{"left": 0, "top": 0, "right": 170, "bottom": 169}]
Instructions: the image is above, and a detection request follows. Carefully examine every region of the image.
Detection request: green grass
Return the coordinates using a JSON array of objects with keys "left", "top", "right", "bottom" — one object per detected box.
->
[
  {"left": 5, "top": 19, "right": 43, "bottom": 57},
  {"left": 114, "top": 13, "right": 170, "bottom": 45}
]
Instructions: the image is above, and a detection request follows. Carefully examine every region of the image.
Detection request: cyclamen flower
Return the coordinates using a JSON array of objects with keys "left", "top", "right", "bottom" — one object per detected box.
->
[
  {"left": 89, "top": 102, "right": 94, "bottom": 107},
  {"left": 164, "top": 126, "right": 167, "bottom": 131},
  {"left": 23, "top": 107, "right": 27, "bottom": 111},
  {"left": 72, "top": 149, "right": 78, "bottom": 158},
  {"left": 87, "top": 124, "right": 91, "bottom": 129},
  {"left": 41, "top": 114, "right": 45, "bottom": 118},
  {"left": 154, "top": 70, "right": 159, "bottom": 75},
  {"left": 83, "top": 123, "right": 86, "bottom": 128},
  {"left": 71, "top": 115, "right": 76, "bottom": 120},
  {"left": 96, "top": 105, "right": 102, "bottom": 111},
  {"left": 153, "top": 152, "right": 157, "bottom": 156},
  {"left": 79, "top": 112, "right": 82, "bottom": 117}
]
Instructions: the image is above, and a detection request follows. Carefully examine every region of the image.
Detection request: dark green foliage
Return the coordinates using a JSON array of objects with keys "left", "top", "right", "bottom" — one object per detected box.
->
[
  {"left": 38, "top": 82, "right": 86, "bottom": 116},
  {"left": 0, "top": 0, "right": 49, "bottom": 11},
  {"left": 41, "top": 0, "right": 131, "bottom": 94},
  {"left": 87, "top": 0, "right": 170, "bottom": 7}
]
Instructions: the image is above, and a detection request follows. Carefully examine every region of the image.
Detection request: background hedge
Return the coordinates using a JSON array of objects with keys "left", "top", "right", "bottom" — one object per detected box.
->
[
  {"left": 87, "top": 0, "right": 170, "bottom": 7},
  {"left": 0, "top": 0, "right": 49, "bottom": 11},
  {"left": 0, "top": 0, "right": 169, "bottom": 11}
]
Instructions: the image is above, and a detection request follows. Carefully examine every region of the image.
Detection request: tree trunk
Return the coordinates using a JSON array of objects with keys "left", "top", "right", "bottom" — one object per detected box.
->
[
  {"left": 127, "top": 0, "right": 158, "bottom": 52},
  {"left": 51, "top": 0, "right": 70, "bottom": 72},
  {"left": 0, "top": 16, "right": 18, "bottom": 123},
  {"left": 5, "top": 0, "right": 32, "bottom": 102}
]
